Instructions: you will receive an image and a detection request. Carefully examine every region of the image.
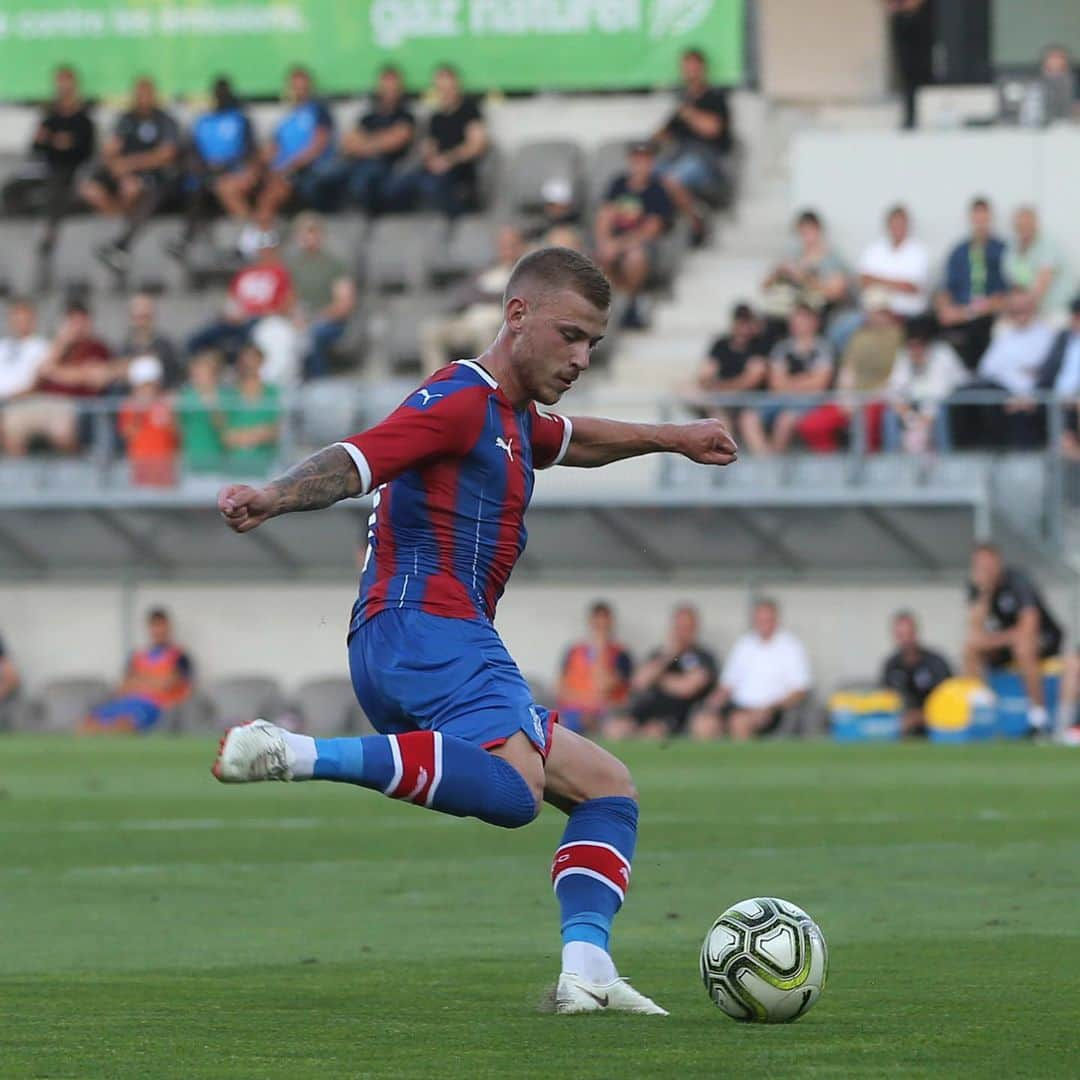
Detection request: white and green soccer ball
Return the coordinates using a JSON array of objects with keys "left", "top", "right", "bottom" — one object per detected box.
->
[{"left": 700, "top": 897, "right": 828, "bottom": 1022}]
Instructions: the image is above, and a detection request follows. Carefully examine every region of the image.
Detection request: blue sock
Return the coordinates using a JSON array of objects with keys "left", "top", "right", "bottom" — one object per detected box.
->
[
  {"left": 311, "top": 731, "right": 538, "bottom": 829},
  {"left": 552, "top": 796, "right": 638, "bottom": 950}
]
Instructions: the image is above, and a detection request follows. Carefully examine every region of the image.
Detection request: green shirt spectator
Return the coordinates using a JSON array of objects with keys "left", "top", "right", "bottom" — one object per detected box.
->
[
  {"left": 221, "top": 344, "right": 281, "bottom": 475},
  {"left": 177, "top": 351, "right": 226, "bottom": 473},
  {"left": 1004, "top": 207, "right": 1073, "bottom": 316}
]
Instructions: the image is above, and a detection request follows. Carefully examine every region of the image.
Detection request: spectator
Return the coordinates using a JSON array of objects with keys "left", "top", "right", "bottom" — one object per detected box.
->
[
  {"left": 385, "top": 65, "right": 488, "bottom": 218},
  {"left": 653, "top": 47, "right": 732, "bottom": 244},
  {"left": 29, "top": 66, "right": 96, "bottom": 284},
  {"left": 691, "top": 598, "right": 811, "bottom": 741},
  {"left": 117, "top": 292, "right": 181, "bottom": 388},
  {"left": 169, "top": 76, "right": 259, "bottom": 263},
  {"left": 0, "top": 630, "right": 19, "bottom": 716},
  {"left": 963, "top": 543, "right": 1062, "bottom": 733},
  {"left": 879, "top": 610, "right": 952, "bottom": 735},
  {"left": 0, "top": 298, "right": 50, "bottom": 411},
  {"left": 594, "top": 141, "right": 674, "bottom": 330},
  {"left": 1040, "top": 45, "right": 1077, "bottom": 122},
  {"left": 884, "top": 316, "right": 967, "bottom": 452},
  {"left": 886, "top": 0, "right": 935, "bottom": 130},
  {"left": 249, "top": 66, "right": 335, "bottom": 242},
  {"left": 555, "top": 600, "right": 634, "bottom": 735},
  {"left": 856, "top": 204, "right": 931, "bottom": 320},
  {"left": 117, "top": 354, "right": 177, "bottom": 487},
  {"left": 186, "top": 230, "right": 294, "bottom": 363},
  {"left": 797, "top": 299, "right": 901, "bottom": 453},
  {"left": 761, "top": 210, "right": 849, "bottom": 340},
  {"left": 322, "top": 64, "right": 415, "bottom": 214},
  {"left": 1036, "top": 294, "right": 1080, "bottom": 458},
  {"left": 605, "top": 604, "right": 717, "bottom": 740},
  {"left": 82, "top": 608, "right": 193, "bottom": 733},
  {"left": 936, "top": 197, "right": 1010, "bottom": 371},
  {"left": 962, "top": 289, "right": 1057, "bottom": 448},
  {"left": 739, "top": 304, "right": 835, "bottom": 455},
  {"left": 79, "top": 76, "right": 180, "bottom": 278},
  {"left": 692, "top": 302, "right": 769, "bottom": 427},
  {"left": 285, "top": 212, "right": 357, "bottom": 379},
  {"left": 177, "top": 350, "right": 227, "bottom": 473},
  {"left": 220, "top": 343, "right": 281, "bottom": 475},
  {"left": 1004, "top": 205, "right": 1072, "bottom": 316},
  {"left": 420, "top": 224, "right": 527, "bottom": 372},
  {"left": 543, "top": 224, "right": 586, "bottom": 252},
  {"left": 3, "top": 299, "right": 115, "bottom": 455}
]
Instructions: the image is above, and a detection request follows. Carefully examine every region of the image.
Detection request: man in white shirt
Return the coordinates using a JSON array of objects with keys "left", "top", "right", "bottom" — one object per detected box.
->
[
  {"left": 0, "top": 298, "right": 50, "bottom": 402},
  {"left": 857, "top": 205, "right": 931, "bottom": 319},
  {"left": 977, "top": 290, "right": 1056, "bottom": 395},
  {"left": 690, "top": 598, "right": 811, "bottom": 741}
]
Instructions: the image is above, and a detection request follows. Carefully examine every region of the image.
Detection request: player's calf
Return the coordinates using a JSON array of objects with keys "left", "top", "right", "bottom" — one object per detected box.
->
[{"left": 212, "top": 721, "right": 540, "bottom": 829}]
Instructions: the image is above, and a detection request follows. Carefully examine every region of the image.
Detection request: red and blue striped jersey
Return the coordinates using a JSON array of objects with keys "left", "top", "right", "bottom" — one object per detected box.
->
[{"left": 338, "top": 360, "right": 572, "bottom": 632}]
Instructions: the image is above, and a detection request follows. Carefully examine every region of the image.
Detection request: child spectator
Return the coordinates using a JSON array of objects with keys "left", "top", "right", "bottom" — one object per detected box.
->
[
  {"left": 177, "top": 350, "right": 227, "bottom": 474},
  {"left": 556, "top": 601, "right": 634, "bottom": 736},
  {"left": 221, "top": 344, "right": 281, "bottom": 475},
  {"left": 118, "top": 355, "right": 177, "bottom": 487}
]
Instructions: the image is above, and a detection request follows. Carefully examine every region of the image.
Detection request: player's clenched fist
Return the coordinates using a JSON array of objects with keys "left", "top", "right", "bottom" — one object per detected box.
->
[
  {"left": 218, "top": 483, "right": 276, "bottom": 533},
  {"left": 673, "top": 419, "right": 738, "bottom": 466}
]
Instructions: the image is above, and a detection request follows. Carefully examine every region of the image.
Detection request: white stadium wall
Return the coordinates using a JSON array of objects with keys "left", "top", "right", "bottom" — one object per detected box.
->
[
  {"left": 4, "top": 577, "right": 1073, "bottom": 701},
  {"left": 792, "top": 128, "right": 1080, "bottom": 277}
]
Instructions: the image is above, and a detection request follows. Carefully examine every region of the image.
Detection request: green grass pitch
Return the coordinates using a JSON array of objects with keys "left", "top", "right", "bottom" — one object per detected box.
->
[{"left": 2, "top": 737, "right": 1078, "bottom": 1078}]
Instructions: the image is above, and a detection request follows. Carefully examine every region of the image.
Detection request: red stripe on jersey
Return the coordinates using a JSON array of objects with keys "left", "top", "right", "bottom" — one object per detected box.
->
[
  {"left": 551, "top": 841, "right": 631, "bottom": 901},
  {"left": 483, "top": 405, "right": 528, "bottom": 616},
  {"left": 386, "top": 731, "right": 440, "bottom": 805},
  {"left": 420, "top": 454, "right": 479, "bottom": 619},
  {"left": 365, "top": 484, "right": 396, "bottom": 620}
]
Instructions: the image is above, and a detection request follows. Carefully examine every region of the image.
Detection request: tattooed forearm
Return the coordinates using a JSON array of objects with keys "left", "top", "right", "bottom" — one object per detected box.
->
[{"left": 264, "top": 445, "right": 362, "bottom": 516}]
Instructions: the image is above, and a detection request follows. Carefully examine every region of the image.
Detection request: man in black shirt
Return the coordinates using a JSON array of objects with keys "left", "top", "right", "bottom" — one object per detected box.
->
[
  {"left": 80, "top": 76, "right": 179, "bottom": 278},
  {"left": 964, "top": 543, "right": 1063, "bottom": 732},
  {"left": 653, "top": 48, "right": 733, "bottom": 244},
  {"left": 880, "top": 610, "right": 952, "bottom": 735},
  {"left": 324, "top": 65, "right": 416, "bottom": 214},
  {"left": 606, "top": 605, "right": 717, "bottom": 740},
  {"left": 593, "top": 141, "right": 673, "bottom": 330},
  {"left": 386, "top": 65, "right": 487, "bottom": 218},
  {"left": 29, "top": 66, "right": 96, "bottom": 277},
  {"left": 692, "top": 302, "right": 769, "bottom": 424},
  {"left": 0, "top": 631, "right": 19, "bottom": 725}
]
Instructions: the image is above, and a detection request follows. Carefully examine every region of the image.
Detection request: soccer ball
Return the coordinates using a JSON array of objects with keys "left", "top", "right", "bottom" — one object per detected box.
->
[{"left": 700, "top": 897, "right": 828, "bottom": 1022}]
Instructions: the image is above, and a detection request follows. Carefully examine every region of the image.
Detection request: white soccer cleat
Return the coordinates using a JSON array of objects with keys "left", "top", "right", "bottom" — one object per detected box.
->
[
  {"left": 212, "top": 719, "right": 295, "bottom": 783},
  {"left": 554, "top": 973, "right": 669, "bottom": 1015}
]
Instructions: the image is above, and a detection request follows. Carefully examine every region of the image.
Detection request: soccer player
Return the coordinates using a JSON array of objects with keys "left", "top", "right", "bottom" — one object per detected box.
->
[{"left": 212, "top": 247, "right": 737, "bottom": 1014}]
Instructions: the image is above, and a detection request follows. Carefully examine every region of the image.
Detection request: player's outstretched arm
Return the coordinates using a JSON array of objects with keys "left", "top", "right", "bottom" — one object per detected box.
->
[
  {"left": 218, "top": 444, "right": 362, "bottom": 533},
  {"left": 560, "top": 416, "right": 737, "bottom": 469}
]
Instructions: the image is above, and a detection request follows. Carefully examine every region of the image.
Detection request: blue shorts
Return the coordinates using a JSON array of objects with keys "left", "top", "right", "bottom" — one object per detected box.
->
[
  {"left": 348, "top": 609, "right": 554, "bottom": 757},
  {"left": 657, "top": 150, "right": 720, "bottom": 193}
]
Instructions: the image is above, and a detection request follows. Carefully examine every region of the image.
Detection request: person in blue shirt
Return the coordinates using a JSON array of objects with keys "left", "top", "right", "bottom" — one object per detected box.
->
[
  {"left": 935, "top": 197, "right": 1010, "bottom": 371},
  {"left": 253, "top": 66, "right": 334, "bottom": 231},
  {"left": 170, "top": 76, "right": 258, "bottom": 262}
]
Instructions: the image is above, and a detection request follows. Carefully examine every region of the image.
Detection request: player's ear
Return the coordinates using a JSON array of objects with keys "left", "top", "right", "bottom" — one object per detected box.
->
[{"left": 505, "top": 295, "right": 527, "bottom": 332}]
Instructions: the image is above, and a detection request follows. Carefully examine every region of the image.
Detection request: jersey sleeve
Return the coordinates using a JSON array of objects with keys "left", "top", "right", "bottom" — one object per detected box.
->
[
  {"left": 530, "top": 405, "right": 573, "bottom": 469},
  {"left": 336, "top": 385, "right": 488, "bottom": 494}
]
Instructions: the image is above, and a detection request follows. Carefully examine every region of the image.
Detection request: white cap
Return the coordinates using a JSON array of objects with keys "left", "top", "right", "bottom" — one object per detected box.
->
[
  {"left": 541, "top": 177, "right": 573, "bottom": 205},
  {"left": 129, "top": 354, "right": 163, "bottom": 386}
]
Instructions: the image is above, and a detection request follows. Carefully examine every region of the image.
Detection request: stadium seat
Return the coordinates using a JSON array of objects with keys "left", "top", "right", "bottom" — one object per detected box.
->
[
  {"left": 507, "top": 139, "right": 584, "bottom": 214},
  {"left": 290, "top": 676, "right": 370, "bottom": 735},
  {"left": 586, "top": 139, "right": 633, "bottom": 211},
  {"left": 425, "top": 216, "right": 497, "bottom": 287},
  {"left": 22, "top": 676, "right": 111, "bottom": 732},
  {"left": 361, "top": 215, "right": 447, "bottom": 295},
  {"left": 296, "top": 376, "right": 366, "bottom": 448},
  {"left": 190, "top": 675, "right": 286, "bottom": 732}
]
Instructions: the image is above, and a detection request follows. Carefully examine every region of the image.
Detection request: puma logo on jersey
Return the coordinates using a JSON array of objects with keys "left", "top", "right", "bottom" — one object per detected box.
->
[
  {"left": 415, "top": 388, "right": 444, "bottom": 407},
  {"left": 496, "top": 436, "right": 515, "bottom": 461}
]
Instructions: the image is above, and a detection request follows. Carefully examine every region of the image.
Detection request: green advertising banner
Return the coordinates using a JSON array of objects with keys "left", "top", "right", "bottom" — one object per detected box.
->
[{"left": 0, "top": 1, "right": 744, "bottom": 101}]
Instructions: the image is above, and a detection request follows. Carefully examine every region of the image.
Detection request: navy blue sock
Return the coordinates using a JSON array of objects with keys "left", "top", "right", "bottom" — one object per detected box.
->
[
  {"left": 552, "top": 796, "right": 639, "bottom": 950},
  {"left": 312, "top": 731, "right": 538, "bottom": 829}
]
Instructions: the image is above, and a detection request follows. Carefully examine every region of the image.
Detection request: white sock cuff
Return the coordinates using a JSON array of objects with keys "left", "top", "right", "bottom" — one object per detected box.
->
[
  {"left": 281, "top": 730, "right": 317, "bottom": 779},
  {"left": 562, "top": 941, "right": 618, "bottom": 985}
]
